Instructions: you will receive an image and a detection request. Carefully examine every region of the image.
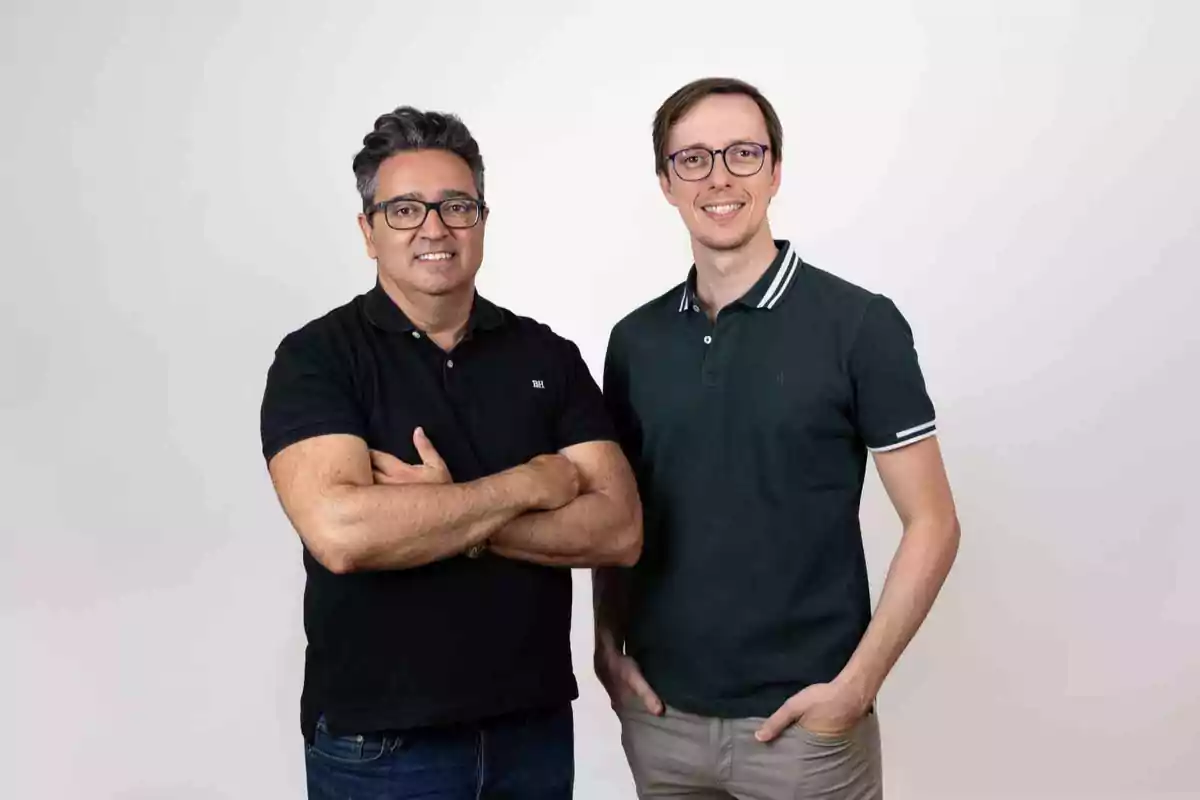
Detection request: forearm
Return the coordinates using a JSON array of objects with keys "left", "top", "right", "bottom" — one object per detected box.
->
[
  {"left": 321, "top": 470, "right": 532, "bottom": 572},
  {"left": 837, "top": 514, "right": 960, "bottom": 704},
  {"left": 593, "top": 564, "right": 632, "bottom": 652},
  {"left": 486, "top": 491, "right": 642, "bottom": 568}
]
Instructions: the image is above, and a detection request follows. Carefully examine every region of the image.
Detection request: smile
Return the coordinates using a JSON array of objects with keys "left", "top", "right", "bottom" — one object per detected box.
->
[
  {"left": 416, "top": 252, "right": 454, "bottom": 261},
  {"left": 702, "top": 202, "right": 745, "bottom": 219}
]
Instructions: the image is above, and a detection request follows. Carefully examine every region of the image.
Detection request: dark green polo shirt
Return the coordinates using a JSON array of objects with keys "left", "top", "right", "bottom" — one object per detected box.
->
[{"left": 603, "top": 240, "right": 937, "bottom": 719}]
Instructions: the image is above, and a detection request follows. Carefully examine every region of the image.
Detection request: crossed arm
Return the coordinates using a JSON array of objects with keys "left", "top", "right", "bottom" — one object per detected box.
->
[
  {"left": 267, "top": 427, "right": 642, "bottom": 574},
  {"left": 483, "top": 442, "right": 642, "bottom": 566}
]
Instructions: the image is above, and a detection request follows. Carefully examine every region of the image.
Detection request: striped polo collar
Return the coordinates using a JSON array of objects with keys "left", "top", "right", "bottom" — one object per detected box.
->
[{"left": 678, "top": 240, "right": 802, "bottom": 313}]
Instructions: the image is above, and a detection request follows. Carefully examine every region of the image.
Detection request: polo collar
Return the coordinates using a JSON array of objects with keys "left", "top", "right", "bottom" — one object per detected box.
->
[
  {"left": 365, "top": 281, "right": 506, "bottom": 335},
  {"left": 678, "top": 239, "right": 802, "bottom": 313}
]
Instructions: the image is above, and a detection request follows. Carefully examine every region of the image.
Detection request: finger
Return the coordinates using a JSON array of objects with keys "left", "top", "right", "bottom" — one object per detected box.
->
[
  {"left": 412, "top": 427, "right": 448, "bottom": 471},
  {"left": 370, "top": 451, "right": 420, "bottom": 484},
  {"left": 372, "top": 467, "right": 414, "bottom": 485},
  {"left": 622, "top": 663, "right": 664, "bottom": 715},
  {"left": 755, "top": 700, "right": 803, "bottom": 742},
  {"left": 369, "top": 449, "right": 409, "bottom": 473}
]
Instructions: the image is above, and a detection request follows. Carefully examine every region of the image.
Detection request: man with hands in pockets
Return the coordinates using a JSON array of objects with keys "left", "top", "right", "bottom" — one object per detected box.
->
[{"left": 595, "top": 77, "right": 960, "bottom": 799}]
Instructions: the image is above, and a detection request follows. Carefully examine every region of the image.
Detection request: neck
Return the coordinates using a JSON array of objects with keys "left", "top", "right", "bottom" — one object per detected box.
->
[
  {"left": 379, "top": 274, "right": 473, "bottom": 351},
  {"left": 691, "top": 225, "right": 779, "bottom": 316}
]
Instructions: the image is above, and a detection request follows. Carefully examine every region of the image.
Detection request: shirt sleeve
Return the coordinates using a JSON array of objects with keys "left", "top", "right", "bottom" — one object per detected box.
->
[
  {"left": 259, "top": 327, "right": 368, "bottom": 462},
  {"left": 848, "top": 295, "right": 938, "bottom": 452},
  {"left": 553, "top": 336, "right": 618, "bottom": 450}
]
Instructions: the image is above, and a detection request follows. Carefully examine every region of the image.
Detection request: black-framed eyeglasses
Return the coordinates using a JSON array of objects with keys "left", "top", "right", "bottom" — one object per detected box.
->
[
  {"left": 366, "top": 195, "right": 487, "bottom": 231},
  {"left": 666, "top": 142, "right": 770, "bottom": 181}
]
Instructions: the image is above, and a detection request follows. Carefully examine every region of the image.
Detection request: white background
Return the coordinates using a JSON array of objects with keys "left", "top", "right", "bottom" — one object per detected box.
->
[{"left": 2, "top": 1, "right": 1198, "bottom": 798}]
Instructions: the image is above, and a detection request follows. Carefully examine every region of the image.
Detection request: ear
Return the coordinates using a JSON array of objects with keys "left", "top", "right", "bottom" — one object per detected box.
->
[
  {"left": 658, "top": 170, "right": 679, "bottom": 208},
  {"left": 768, "top": 158, "right": 782, "bottom": 198},
  {"left": 357, "top": 212, "right": 378, "bottom": 259}
]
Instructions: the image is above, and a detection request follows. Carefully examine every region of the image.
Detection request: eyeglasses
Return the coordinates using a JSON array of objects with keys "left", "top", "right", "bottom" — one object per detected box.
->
[
  {"left": 366, "top": 196, "right": 486, "bottom": 231},
  {"left": 666, "top": 142, "right": 770, "bottom": 181}
]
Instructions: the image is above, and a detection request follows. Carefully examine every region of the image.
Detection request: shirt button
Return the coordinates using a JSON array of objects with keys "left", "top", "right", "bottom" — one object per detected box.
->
[
  {"left": 447, "top": 359, "right": 455, "bottom": 368},
  {"left": 703, "top": 335, "right": 712, "bottom": 345},
  {"left": 411, "top": 331, "right": 421, "bottom": 339},
  {"left": 692, "top": 304, "right": 700, "bottom": 312}
]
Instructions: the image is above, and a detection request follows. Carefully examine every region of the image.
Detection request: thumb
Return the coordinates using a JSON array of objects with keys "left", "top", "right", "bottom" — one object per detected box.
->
[
  {"left": 413, "top": 427, "right": 448, "bottom": 470},
  {"left": 623, "top": 665, "right": 664, "bottom": 716},
  {"left": 755, "top": 690, "right": 812, "bottom": 743}
]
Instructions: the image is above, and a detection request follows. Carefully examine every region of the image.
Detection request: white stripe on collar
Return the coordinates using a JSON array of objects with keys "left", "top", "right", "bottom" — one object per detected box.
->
[
  {"left": 755, "top": 242, "right": 796, "bottom": 309},
  {"left": 677, "top": 242, "right": 798, "bottom": 313},
  {"left": 764, "top": 252, "right": 800, "bottom": 309}
]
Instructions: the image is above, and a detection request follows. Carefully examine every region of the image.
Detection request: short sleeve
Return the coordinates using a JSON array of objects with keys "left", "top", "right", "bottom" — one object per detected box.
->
[
  {"left": 553, "top": 337, "right": 618, "bottom": 450},
  {"left": 259, "top": 328, "right": 368, "bottom": 462},
  {"left": 848, "top": 296, "right": 937, "bottom": 452}
]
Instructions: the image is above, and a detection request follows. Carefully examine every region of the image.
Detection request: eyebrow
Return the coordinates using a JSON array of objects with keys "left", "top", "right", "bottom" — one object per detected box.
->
[
  {"left": 672, "top": 139, "right": 759, "bottom": 152},
  {"left": 383, "top": 189, "right": 479, "bottom": 203}
]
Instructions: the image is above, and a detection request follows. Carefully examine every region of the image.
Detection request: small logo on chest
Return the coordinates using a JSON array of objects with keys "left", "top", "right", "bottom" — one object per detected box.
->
[{"left": 532, "top": 379, "right": 545, "bottom": 389}]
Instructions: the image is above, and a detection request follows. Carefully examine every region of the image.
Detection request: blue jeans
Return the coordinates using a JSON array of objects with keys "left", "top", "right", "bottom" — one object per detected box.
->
[{"left": 305, "top": 704, "right": 574, "bottom": 799}]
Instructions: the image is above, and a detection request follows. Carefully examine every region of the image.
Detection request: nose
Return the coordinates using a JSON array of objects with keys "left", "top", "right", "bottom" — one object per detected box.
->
[
  {"left": 418, "top": 207, "right": 450, "bottom": 238},
  {"left": 706, "top": 152, "right": 734, "bottom": 189}
]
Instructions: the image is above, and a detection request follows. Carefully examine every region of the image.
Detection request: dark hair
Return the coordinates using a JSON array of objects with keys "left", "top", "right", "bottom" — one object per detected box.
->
[
  {"left": 652, "top": 77, "right": 783, "bottom": 175},
  {"left": 352, "top": 106, "right": 485, "bottom": 211}
]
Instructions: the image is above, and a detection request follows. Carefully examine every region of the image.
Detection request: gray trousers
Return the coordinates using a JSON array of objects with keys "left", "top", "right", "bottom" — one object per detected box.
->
[{"left": 617, "top": 699, "right": 882, "bottom": 800}]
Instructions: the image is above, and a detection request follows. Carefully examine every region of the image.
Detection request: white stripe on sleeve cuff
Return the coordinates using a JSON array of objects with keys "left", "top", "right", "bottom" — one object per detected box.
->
[{"left": 868, "top": 419, "right": 937, "bottom": 452}]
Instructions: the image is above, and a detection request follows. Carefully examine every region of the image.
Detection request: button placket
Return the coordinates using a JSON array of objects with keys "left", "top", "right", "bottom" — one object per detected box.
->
[
  {"left": 700, "top": 311, "right": 737, "bottom": 387},
  {"left": 700, "top": 320, "right": 718, "bottom": 386}
]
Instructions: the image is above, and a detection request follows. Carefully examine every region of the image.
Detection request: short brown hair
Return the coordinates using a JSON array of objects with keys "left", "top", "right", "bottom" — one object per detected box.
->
[{"left": 652, "top": 77, "right": 783, "bottom": 175}]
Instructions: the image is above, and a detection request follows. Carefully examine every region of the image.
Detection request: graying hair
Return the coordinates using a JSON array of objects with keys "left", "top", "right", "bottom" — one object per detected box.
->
[{"left": 352, "top": 106, "right": 486, "bottom": 211}]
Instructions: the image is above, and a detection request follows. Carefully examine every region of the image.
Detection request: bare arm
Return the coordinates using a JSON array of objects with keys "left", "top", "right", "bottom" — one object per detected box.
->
[
  {"left": 837, "top": 435, "right": 961, "bottom": 704},
  {"left": 755, "top": 435, "right": 960, "bottom": 740},
  {"left": 485, "top": 440, "right": 643, "bottom": 568},
  {"left": 593, "top": 564, "right": 631, "bottom": 651},
  {"left": 592, "top": 559, "right": 664, "bottom": 713},
  {"left": 267, "top": 428, "right": 572, "bottom": 574}
]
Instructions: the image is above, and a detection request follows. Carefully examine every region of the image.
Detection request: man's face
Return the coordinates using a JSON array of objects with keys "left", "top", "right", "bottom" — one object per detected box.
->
[
  {"left": 358, "top": 149, "right": 486, "bottom": 298},
  {"left": 659, "top": 93, "right": 780, "bottom": 252}
]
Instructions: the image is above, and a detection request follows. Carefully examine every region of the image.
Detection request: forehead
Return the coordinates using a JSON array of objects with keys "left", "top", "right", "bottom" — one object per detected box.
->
[
  {"left": 668, "top": 93, "right": 769, "bottom": 150},
  {"left": 373, "top": 149, "right": 476, "bottom": 200}
]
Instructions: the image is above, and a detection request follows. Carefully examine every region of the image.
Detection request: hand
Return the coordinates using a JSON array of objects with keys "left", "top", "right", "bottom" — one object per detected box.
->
[
  {"left": 369, "top": 427, "right": 452, "bottom": 486},
  {"left": 594, "top": 633, "right": 663, "bottom": 715},
  {"left": 519, "top": 453, "right": 581, "bottom": 510},
  {"left": 754, "top": 680, "right": 870, "bottom": 743}
]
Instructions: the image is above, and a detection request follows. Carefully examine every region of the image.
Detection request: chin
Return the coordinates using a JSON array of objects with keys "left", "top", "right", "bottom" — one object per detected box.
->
[
  {"left": 389, "top": 263, "right": 475, "bottom": 297},
  {"left": 696, "top": 228, "right": 756, "bottom": 252},
  {"left": 416, "top": 277, "right": 471, "bottom": 297}
]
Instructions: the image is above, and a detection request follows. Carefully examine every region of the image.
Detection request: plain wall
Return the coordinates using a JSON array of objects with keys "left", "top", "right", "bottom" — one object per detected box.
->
[{"left": 2, "top": 1, "right": 1197, "bottom": 798}]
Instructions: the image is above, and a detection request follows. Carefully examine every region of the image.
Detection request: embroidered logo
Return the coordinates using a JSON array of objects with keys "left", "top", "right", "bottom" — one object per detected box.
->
[{"left": 532, "top": 380, "right": 545, "bottom": 389}]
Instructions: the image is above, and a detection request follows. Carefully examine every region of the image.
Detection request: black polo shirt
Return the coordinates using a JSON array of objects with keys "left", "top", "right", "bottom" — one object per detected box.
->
[
  {"left": 260, "top": 282, "right": 615, "bottom": 742},
  {"left": 603, "top": 240, "right": 937, "bottom": 719}
]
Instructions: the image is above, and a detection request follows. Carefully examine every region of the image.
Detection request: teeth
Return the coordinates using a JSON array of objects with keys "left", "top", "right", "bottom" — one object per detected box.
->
[
  {"left": 417, "top": 252, "right": 453, "bottom": 261},
  {"left": 704, "top": 203, "right": 743, "bottom": 214}
]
